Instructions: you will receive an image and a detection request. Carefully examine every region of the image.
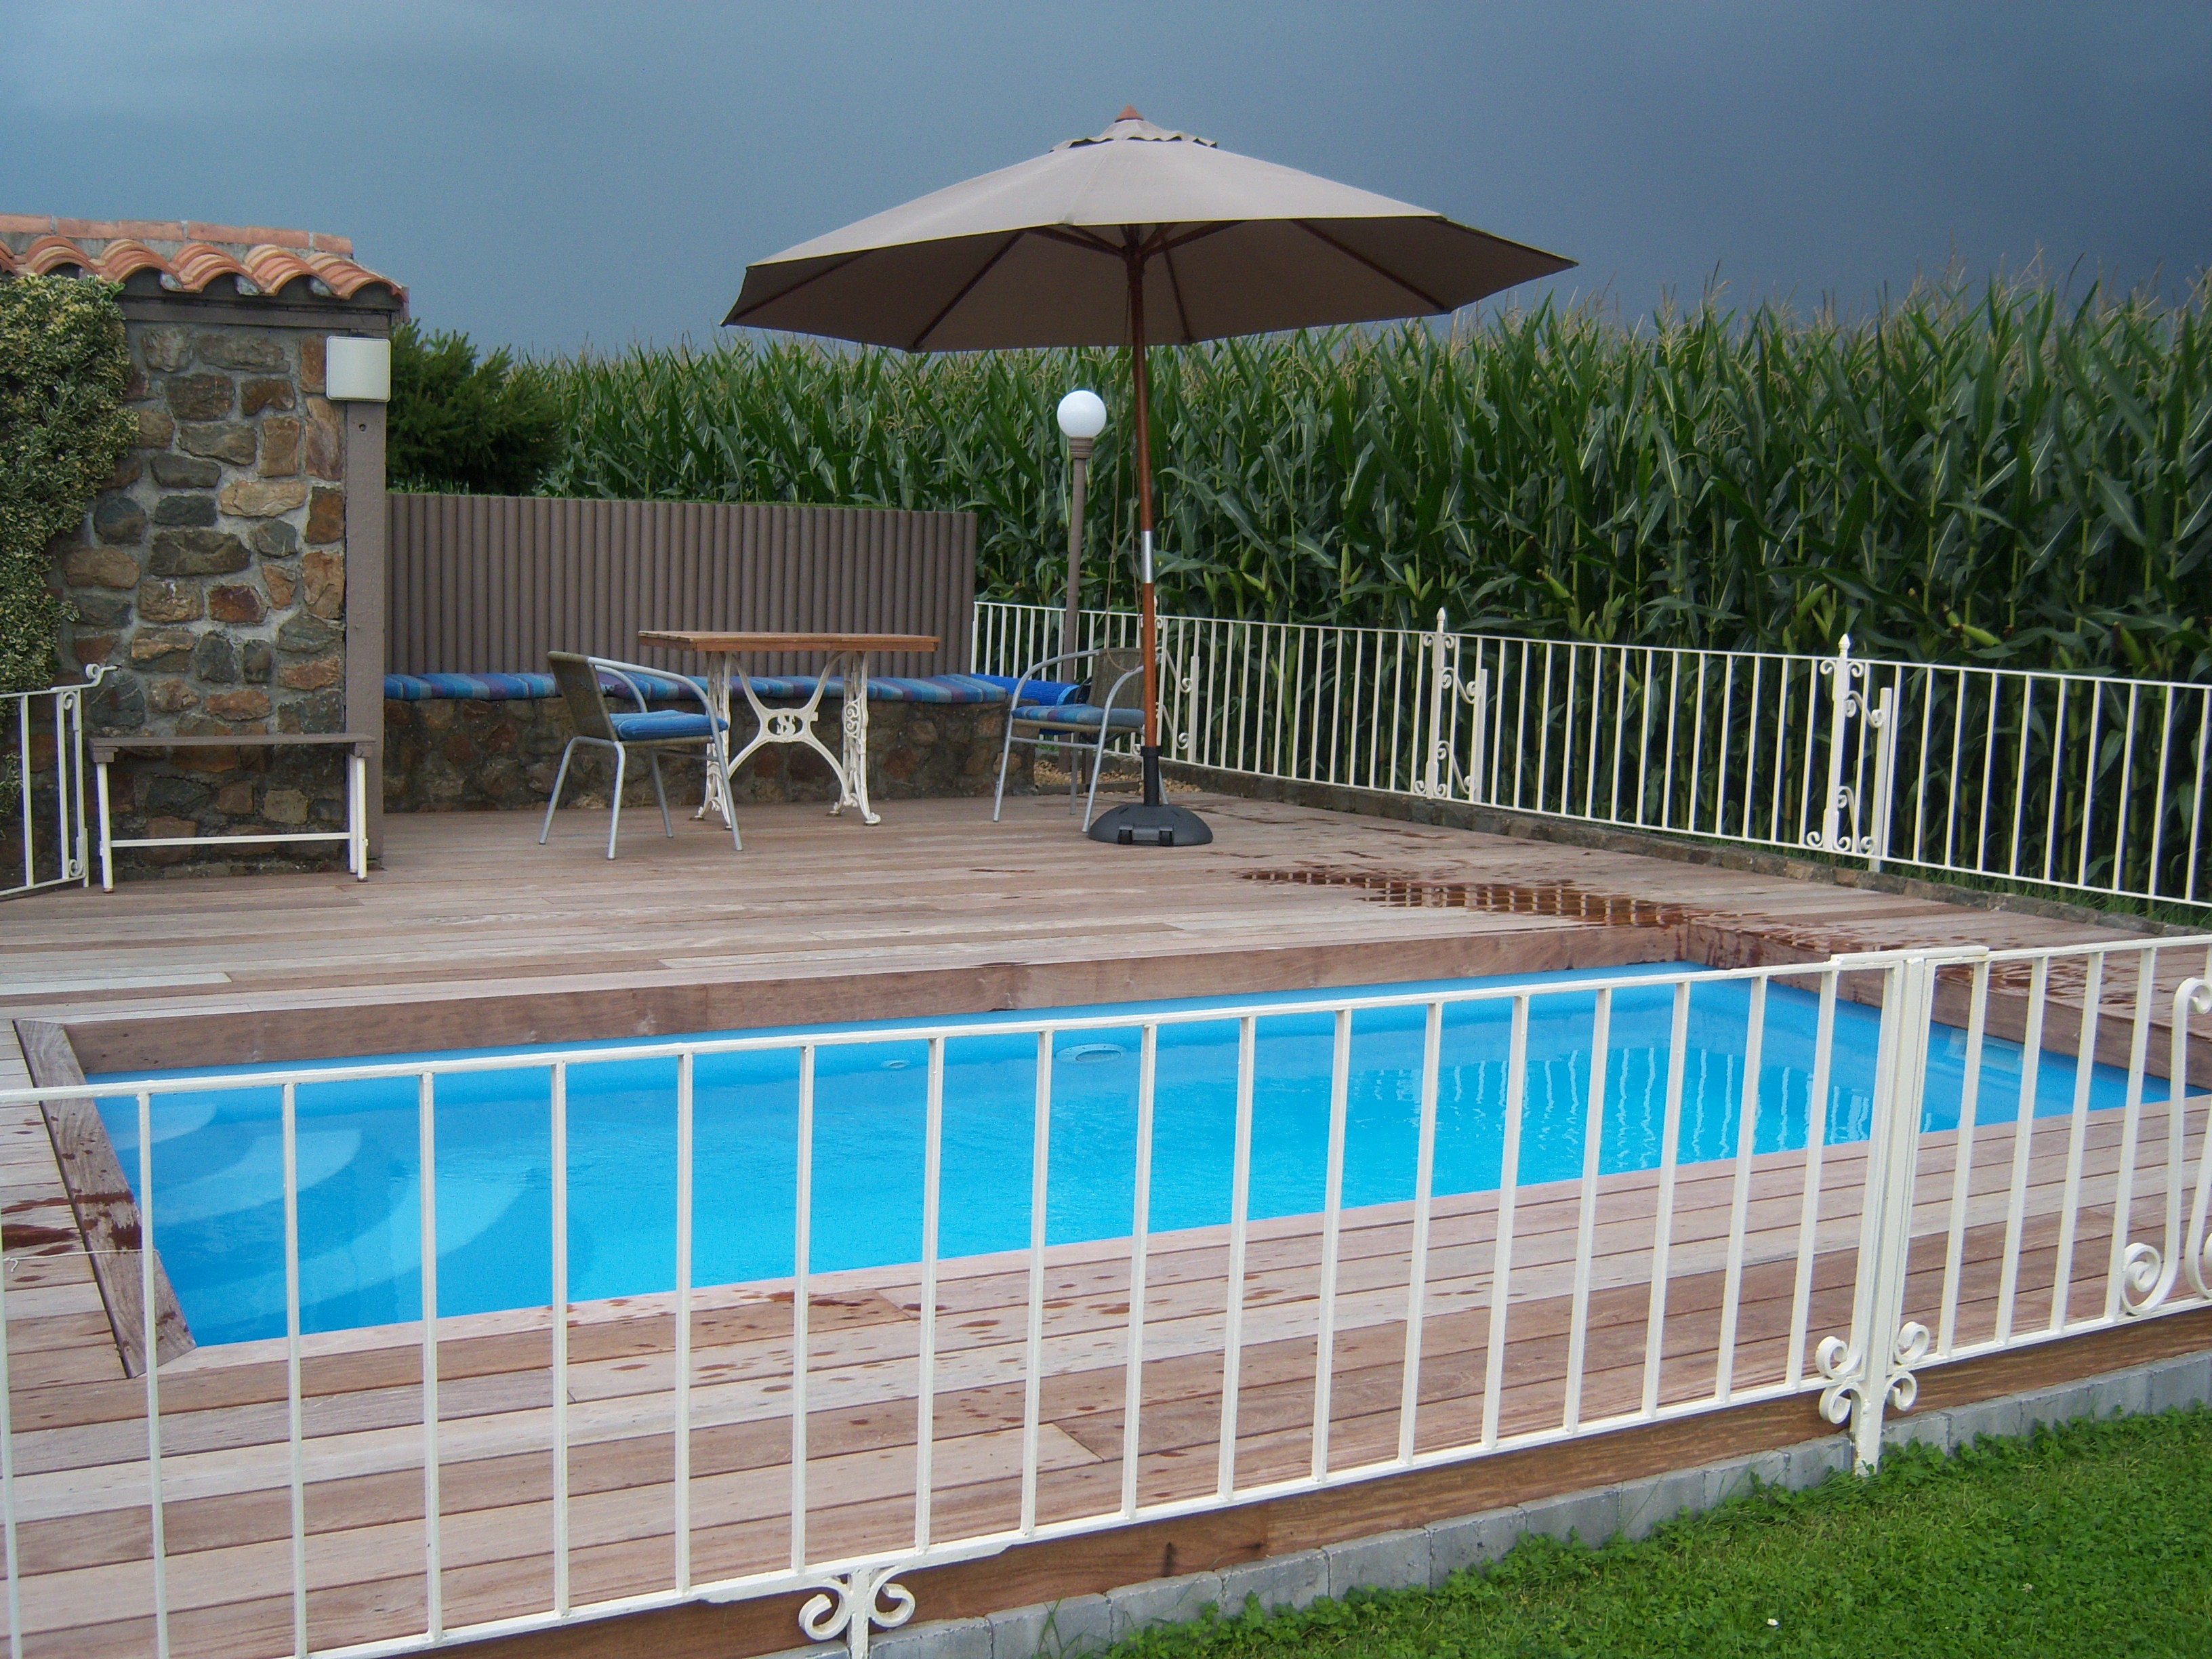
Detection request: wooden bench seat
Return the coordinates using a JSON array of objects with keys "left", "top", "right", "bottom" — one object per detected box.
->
[{"left": 90, "top": 732, "right": 377, "bottom": 890}]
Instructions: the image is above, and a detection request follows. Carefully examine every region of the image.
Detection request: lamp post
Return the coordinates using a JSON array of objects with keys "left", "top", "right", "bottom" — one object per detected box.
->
[{"left": 1055, "top": 390, "right": 1106, "bottom": 664}]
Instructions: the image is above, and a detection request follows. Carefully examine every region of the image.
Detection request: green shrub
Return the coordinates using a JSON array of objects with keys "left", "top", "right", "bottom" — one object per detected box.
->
[
  {"left": 0, "top": 273, "right": 134, "bottom": 694},
  {"left": 387, "top": 319, "right": 565, "bottom": 495},
  {"left": 537, "top": 275, "right": 2212, "bottom": 679}
]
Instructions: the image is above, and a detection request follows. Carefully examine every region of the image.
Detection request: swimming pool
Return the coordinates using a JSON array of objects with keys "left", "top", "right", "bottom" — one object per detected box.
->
[{"left": 94, "top": 962, "right": 2156, "bottom": 1347}]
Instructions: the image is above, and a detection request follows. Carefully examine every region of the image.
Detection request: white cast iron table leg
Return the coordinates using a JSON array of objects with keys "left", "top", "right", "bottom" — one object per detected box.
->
[
  {"left": 828, "top": 650, "right": 879, "bottom": 825},
  {"left": 697, "top": 653, "right": 737, "bottom": 823}
]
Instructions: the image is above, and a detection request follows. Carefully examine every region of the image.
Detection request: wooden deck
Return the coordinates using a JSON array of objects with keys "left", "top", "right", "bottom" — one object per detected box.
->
[{"left": 1, "top": 792, "right": 2208, "bottom": 1658}]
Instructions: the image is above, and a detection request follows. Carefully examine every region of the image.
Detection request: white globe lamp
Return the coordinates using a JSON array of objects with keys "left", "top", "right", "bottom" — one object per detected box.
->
[{"left": 1057, "top": 388, "right": 1107, "bottom": 441}]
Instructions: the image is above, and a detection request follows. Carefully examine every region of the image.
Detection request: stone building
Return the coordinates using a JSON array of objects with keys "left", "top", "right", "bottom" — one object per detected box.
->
[{"left": 2, "top": 216, "right": 402, "bottom": 872}]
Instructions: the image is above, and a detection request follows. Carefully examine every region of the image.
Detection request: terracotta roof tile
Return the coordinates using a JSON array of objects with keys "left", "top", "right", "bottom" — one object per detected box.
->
[
  {"left": 45, "top": 216, "right": 196, "bottom": 242},
  {"left": 186, "top": 222, "right": 318, "bottom": 251},
  {"left": 240, "top": 245, "right": 318, "bottom": 293},
  {"left": 0, "top": 214, "right": 401, "bottom": 302},
  {"left": 20, "top": 234, "right": 96, "bottom": 275},
  {"left": 296, "top": 249, "right": 390, "bottom": 299},
  {"left": 163, "top": 241, "right": 251, "bottom": 292},
  {"left": 81, "top": 237, "right": 169, "bottom": 283}
]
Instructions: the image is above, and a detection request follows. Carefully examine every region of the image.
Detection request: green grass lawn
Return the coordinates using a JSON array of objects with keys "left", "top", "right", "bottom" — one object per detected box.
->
[{"left": 1107, "top": 1410, "right": 2212, "bottom": 1659}]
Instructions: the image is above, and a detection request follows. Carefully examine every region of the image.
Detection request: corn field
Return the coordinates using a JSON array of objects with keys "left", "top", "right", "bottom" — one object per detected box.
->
[{"left": 537, "top": 277, "right": 2212, "bottom": 680}]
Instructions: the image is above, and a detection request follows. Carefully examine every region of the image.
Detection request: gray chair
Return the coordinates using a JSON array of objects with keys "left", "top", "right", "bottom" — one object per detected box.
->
[
  {"left": 539, "top": 653, "right": 740, "bottom": 858},
  {"left": 990, "top": 645, "right": 1149, "bottom": 830}
]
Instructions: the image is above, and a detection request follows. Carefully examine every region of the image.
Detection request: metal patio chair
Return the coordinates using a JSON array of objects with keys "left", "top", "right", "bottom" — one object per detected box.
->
[
  {"left": 989, "top": 645, "right": 1149, "bottom": 830},
  {"left": 539, "top": 652, "right": 741, "bottom": 858}
]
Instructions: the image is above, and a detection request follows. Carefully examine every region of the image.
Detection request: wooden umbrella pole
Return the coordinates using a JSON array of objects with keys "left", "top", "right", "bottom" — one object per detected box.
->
[{"left": 1128, "top": 253, "right": 1162, "bottom": 805}]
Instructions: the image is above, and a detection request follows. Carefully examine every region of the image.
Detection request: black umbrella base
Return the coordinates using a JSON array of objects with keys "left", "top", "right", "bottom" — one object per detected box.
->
[{"left": 1086, "top": 800, "right": 1214, "bottom": 847}]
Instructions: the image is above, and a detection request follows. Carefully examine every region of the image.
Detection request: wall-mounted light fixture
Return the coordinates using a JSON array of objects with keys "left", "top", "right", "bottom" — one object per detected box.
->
[{"left": 325, "top": 335, "right": 392, "bottom": 402}]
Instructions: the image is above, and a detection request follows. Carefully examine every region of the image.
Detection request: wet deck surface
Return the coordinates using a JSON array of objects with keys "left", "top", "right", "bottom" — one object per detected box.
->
[{"left": 1, "top": 792, "right": 2205, "bottom": 1656}]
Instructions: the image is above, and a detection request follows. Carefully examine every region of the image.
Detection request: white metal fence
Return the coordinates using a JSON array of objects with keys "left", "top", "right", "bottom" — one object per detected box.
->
[
  {"left": 0, "top": 670, "right": 100, "bottom": 903},
  {"left": 4, "top": 935, "right": 2211, "bottom": 1657},
  {"left": 974, "top": 602, "right": 2212, "bottom": 910}
]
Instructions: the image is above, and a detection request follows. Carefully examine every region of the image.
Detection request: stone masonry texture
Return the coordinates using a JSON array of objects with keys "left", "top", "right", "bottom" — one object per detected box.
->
[
  {"left": 47, "top": 315, "right": 353, "bottom": 878},
  {"left": 383, "top": 696, "right": 1026, "bottom": 813}
]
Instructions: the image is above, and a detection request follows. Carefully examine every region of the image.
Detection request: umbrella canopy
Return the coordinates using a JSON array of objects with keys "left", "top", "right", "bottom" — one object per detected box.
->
[
  {"left": 724, "top": 110, "right": 1572, "bottom": 846},
  {"left": 726, "top": 110, "right": 1573, "bottom": 346}
]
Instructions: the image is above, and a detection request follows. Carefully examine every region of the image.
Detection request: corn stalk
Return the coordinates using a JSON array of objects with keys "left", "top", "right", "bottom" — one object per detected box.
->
[{"left": 533, "top": 275, "right": 2212, "bottom": 680}]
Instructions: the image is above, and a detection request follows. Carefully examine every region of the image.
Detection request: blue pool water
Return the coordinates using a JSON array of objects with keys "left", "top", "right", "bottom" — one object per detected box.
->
[{"left": 95, "top": 962, "right": 2158, "bottom": 1347}]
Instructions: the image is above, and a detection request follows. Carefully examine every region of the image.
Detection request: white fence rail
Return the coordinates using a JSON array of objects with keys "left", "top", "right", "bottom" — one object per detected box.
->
[
  {"left": 0, "top": 670, "right": 100, "bottom": 903},
  {"left": 974, "top": 602, "right": 2212, "bottom": 909},
  {"left": 4, "top": 935, "right": 2212, "bottom": 1656}
]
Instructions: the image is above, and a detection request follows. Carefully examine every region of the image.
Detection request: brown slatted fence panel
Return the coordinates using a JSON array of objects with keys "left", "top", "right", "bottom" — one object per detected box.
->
[{"left": 384, "top": 495, "right": 977, "bottom": 678}]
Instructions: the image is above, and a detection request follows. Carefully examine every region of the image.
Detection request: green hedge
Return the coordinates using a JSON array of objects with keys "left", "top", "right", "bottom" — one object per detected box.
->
[
  {"left": 386, "top": 319, "right": 564, "bottom": 495},
  {"left": 0, "top": 274, "right": 134, "bottom": 695}
]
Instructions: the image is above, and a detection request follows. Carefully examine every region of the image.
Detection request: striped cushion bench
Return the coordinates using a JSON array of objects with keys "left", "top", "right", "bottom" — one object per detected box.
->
[{"left": 384, "top": 672, "right": 1013, "bottom": 704}]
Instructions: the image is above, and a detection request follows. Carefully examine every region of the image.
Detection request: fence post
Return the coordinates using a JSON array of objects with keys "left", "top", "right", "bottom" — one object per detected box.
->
[
  {"left": 1467, "top": 664, "right": 1488, "bottom": 806},
  {"left": 1867, "top": 678, "right": 1898, "bottom": 873},
  {"left": 64, "top": 671, "right": 98, "bottom": 888},
  {"left": 1422, "top": 609, "right": 1449, "bottom": 801},
  {"left": 1814, "top": 636, "right": 1857, "bottom": 855},
  {"left": 1178, "top": 617, "right": 1199, "bottom": 766},
  {"left": 1817, "top": 949, "right": 1948, "bottom": 1471}
]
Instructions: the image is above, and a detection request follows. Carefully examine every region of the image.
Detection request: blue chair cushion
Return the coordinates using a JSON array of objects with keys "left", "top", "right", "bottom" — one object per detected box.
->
[
  {"left": 598, "top": 668, "right": 712, "bottom": 704},
  {"left": 607, "top": 710, "right": 725, "bottom": 741},
  {"left": 1014, "top": 703, "right": 1143, "bottom": 730},
  {"left": 973, "top": 674, "right": 1085, "bottom": 705}
]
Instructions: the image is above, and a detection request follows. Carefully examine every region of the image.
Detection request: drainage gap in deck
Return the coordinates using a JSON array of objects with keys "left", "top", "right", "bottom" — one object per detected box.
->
[{"left": 1240, "top": 868, "right": 1693, "bottom": 928}]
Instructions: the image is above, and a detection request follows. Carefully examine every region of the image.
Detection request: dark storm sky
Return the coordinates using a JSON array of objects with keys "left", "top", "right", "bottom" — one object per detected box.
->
[{"left": 5, "top": 1, "right": 2208, "bottom": 355}]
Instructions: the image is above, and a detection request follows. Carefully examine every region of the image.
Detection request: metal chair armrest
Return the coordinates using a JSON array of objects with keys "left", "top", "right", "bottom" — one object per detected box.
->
[
  {"left": 586, "top": 654, "right": 714, "bottom": 719},
  {"left": 1005, "top": 647, "right": 1103, "bottom": 709}
]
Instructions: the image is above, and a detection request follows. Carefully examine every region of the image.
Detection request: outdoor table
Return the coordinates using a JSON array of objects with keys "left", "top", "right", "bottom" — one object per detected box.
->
[{"left": 637, "top": 630, "right": 939, "bottom": 825}]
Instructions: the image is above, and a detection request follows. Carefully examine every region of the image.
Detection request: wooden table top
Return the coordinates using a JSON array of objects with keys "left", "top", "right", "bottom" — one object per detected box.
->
[{"left": 638, "top": 630, "right": 941, "bottom": 653}]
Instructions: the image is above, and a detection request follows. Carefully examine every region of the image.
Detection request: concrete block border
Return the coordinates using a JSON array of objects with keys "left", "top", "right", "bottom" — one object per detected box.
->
[{"left": 782, "top": 1346, "right": 2212, "bottom": 1659}]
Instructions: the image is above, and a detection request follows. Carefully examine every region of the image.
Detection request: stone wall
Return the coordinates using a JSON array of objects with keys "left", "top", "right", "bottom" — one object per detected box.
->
[
  {"left": 46, "top": 314, "right": 384, "bottom": 876},
  {"left": 384, "top": 695, "right": 1028, "bottom": 814},
  {"left": 60, "top": 320, "right": 348, "bottom": 735}
]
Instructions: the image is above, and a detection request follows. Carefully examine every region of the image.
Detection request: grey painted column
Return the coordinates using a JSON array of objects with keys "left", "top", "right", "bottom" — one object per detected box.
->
[{"left": 342, "top": 401, "right": 388, "bottom": 861}]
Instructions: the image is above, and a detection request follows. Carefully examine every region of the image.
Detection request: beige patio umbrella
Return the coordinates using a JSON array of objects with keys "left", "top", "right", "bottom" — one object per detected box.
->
[{"left": 726, "top": 108, "right": 1573, "bottom": 846}]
